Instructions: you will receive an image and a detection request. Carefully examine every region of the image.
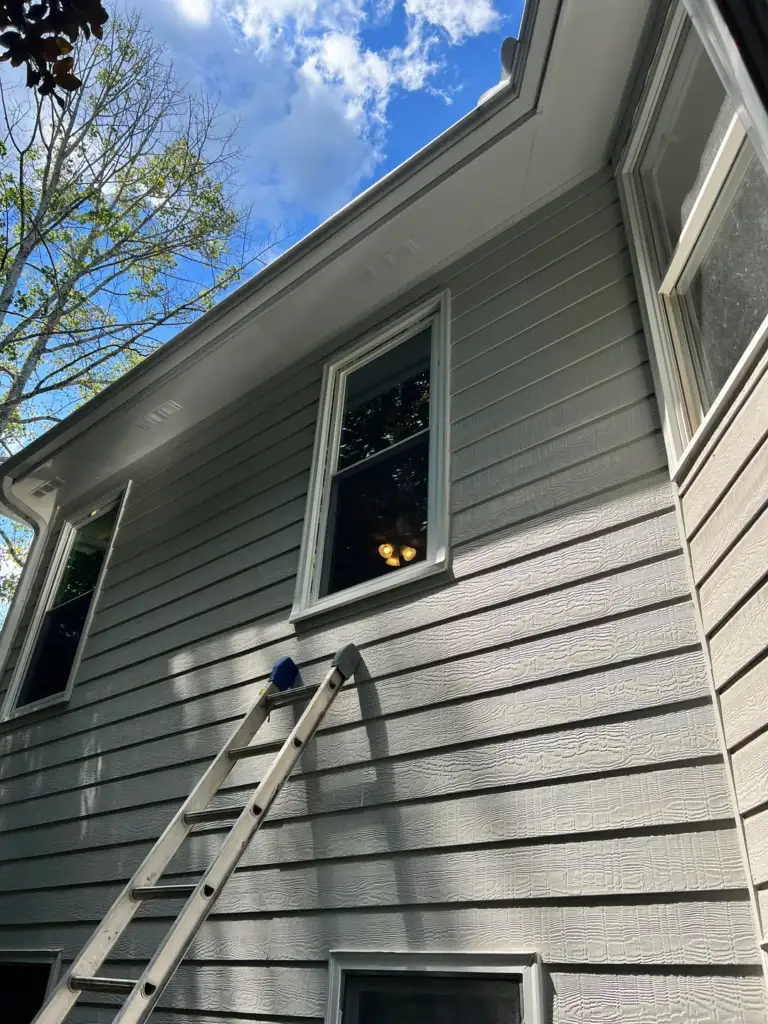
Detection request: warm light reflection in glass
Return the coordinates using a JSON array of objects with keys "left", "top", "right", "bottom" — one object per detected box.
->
[{"left": 377, "top": 542, "right": 418, "bottom": 568}]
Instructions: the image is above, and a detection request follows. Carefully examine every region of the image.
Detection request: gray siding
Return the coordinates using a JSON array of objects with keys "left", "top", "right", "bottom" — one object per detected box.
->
[
  {"left": 0, "top": 169, "right": 763, "bottom": 1023},
  {"left": 679, "top": 349, "right": 768, "bottom": 952}
]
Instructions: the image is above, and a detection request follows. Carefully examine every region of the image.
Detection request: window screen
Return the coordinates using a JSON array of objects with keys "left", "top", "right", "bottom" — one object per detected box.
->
[
  {"left": 321, "top": 326, "right": 432, "bottom": 597},
  {"left": 0, "top": 961, "right": 53, "bottom": 1024},
  {"left": 341, "top": 972, "right": 523, "bottom": 1024},
  {"left": 17, "top": 504, "right": 119, "bottom": 708}
]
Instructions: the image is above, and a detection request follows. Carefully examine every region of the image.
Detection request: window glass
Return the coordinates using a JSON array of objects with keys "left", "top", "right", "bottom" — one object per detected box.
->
[
  {"left": 17, "top": 504, "right": 118, "bottom": 708},
  {"left": 681, "top": 151, "right": 768, "bottom": 398},
  {"left": 633, "top": 20, "right": 768, "bottom": 427},
  {"left": 342, "top": 973, "right": 522, "bottom": 1024},
  {"left": 640, "top": 30, "right": 731, "bottom": 260},
  {"left": 320, "top": 325, "right": 433, "bottom": 598},
  {"left": 0, "top": 961, "right": 52, "bottom": 1024},
  {"left": 338, "top": 328, "right": 431, "bottom": 470}
]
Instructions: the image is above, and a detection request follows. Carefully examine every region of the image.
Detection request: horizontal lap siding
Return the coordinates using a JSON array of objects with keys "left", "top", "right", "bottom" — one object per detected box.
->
[
  {"left": 1, "top": 169, "right": 758, "bottom": 1023},
  {"left": 678, "top": 351, "right": 768, "bottom": 956}
]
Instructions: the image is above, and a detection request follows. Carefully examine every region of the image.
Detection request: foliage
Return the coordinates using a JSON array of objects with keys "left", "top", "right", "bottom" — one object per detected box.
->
[
  {"left": 0, "top": 12, "right": 270, "bottom": 605},
  {"left": 0, "top": 0, "right": 109, "bottom": 103}
]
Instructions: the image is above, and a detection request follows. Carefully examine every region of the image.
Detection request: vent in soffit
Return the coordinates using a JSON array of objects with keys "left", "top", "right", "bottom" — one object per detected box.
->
[
  {"left": 136, "top": 400, "right": 182, "bottom": 430},
  {"left": 29, "top": 476, "right": 66, "bottom": 498}
]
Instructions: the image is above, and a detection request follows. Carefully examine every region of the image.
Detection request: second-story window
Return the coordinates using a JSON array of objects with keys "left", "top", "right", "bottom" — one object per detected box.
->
[
  {"left": 620, "top": 10, "right": 768, "bottom": 456},
  {"left": 292, "top": 294, "right": 449, "bottom": 619},
  {"left": 12, "top": 500, "right": 121, "bottom": 712}
]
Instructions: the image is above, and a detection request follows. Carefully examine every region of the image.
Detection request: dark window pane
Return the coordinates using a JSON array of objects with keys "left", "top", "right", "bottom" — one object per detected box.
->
[
  {"left": 343, "top": 973, "right": 522, "bottom": 1024},
  {"left": 17, "top": 591, "right": 93, "bottom": 706},
  {"left": 338, "top": 328, "right": 431, "bottom": 470},
  {"left": 0, "top": 961, "right": 52, "bottom": 1024},
  {"left": 323, "top": 436, "right": 428, "bottom": 596},
  {"left": 16, "top": 504, "right": 119, "bottom": 709},
  {"left": 52, "top": 505, "right": 118, "bottom": 607}
]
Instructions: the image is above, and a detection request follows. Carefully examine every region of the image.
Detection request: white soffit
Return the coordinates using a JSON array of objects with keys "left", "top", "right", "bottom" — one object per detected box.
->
[{"left": 10, "top": 0, "right": 652, "bottom": 514}]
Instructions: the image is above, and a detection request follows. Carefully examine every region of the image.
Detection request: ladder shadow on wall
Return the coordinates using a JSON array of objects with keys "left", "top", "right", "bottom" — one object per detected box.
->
[{"left": 286, "top": 655, "right": 429, "bottom": 951}]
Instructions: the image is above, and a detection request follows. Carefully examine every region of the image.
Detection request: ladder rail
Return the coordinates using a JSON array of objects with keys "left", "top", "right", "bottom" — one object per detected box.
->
[
  {"left": 112, "top": 652, "right": 355, "bottom": 1024},
  {"left": 33, "top": 683, "right": 277, "bottom": 1024}
]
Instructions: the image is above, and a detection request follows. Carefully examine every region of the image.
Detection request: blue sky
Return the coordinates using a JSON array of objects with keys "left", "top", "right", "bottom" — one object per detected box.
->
[{"left": 134, "top": 0, "right": 527, "bottom": 246}]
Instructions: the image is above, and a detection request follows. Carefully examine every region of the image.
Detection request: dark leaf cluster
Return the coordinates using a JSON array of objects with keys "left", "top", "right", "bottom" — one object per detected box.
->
[{"left": 0, "top": 0, "right": 107, "bottom": 104}]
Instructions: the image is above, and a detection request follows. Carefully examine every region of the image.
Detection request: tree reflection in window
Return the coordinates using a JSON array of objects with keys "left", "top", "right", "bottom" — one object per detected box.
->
[
  {"left": 338, "top": 327, "right": 431, "bottom": 469},
  {"left": 321, "top": 325, "right": 432, "bottom": 596},
  {"left": 17, "top": 504, "right": 118, "bottom": 708}
]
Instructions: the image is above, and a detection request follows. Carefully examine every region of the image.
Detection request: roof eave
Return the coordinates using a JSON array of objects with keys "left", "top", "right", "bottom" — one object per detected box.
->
[{"left": 0, "top": 3, "right": 544, "bottom": 485}]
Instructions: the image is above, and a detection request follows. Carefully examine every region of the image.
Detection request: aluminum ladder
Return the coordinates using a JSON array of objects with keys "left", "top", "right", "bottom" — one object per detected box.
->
[{"left": 32, "top": 643, "right": 362, "bottom": 1024}]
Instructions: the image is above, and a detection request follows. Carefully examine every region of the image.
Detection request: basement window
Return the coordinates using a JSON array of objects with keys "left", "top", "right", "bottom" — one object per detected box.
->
[
  {"left": 291, "top": 294, "right": 450, "bottom": 621},
  {"left": 0, "top": 951, "right": 61, "bottom": 1024},
  {"left": 327, "top": 953, "right": 544, "bottom": 1024},
  {"left": 3, "top": 492, "right": 126, "bottom": 718}
]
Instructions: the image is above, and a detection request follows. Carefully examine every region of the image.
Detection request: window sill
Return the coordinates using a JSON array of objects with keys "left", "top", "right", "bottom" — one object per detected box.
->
[
  {"left": 1, "top": 689, "right": 71, "bottom": 724},
  {"left": 290, "top": 555, "right": 449, "bottom": 624}
]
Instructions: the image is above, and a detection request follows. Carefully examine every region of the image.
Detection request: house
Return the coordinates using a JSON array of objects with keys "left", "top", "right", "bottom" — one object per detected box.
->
[{"left": 1, "top": 0, "right": 768, "bottom": 1020}]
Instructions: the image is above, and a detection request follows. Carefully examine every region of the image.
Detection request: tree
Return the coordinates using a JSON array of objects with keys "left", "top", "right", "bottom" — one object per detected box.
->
[
  {"left": 0, "top": 12, "right": 269, "bottom": 604},
  {"left": 1, "top": 0, "right": 109, "bottom": 101}
]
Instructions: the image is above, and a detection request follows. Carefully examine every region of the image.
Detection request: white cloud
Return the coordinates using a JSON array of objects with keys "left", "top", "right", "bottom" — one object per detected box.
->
[
  {"left": 161, "top": 0, "right": 503, "bottom": 218},
  {"left": 263, "top": 70, "right": 381, "bottom": 216},
  {"left": 232, "top": 0, "right": 365, "bottom": 51},
  {"left": 175, "top": 0, "right": 211, "bottom": 23},
  {"left": 405, "top": 0, "right": 499, "bottom": 43}
]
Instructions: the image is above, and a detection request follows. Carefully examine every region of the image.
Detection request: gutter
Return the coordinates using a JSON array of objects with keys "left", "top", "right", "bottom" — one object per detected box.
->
[{"left": 0, "top": 475, "right": 50, "bottom": 696}]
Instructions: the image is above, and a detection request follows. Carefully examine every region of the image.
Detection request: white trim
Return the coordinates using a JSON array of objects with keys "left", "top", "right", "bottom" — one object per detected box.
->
[
  {"left": 0, "top": 482, "right": 132, "bottom": 721},
  {"left": 617, "top": 1, "right": 768, "bottom": 471},
  {"left": 291, "top": 293, "right": 450, "bottom": 623},
  {"left": 658, "top": 113, "right": 746, "bottom": 292},
  {"left": 0, "top": 948, "right": 63, "bottom": 1000},
  {"left": 674, "top": 310, "right": 768, "bottom": 483},
  {"left": 617, "top": 3, "right": 696, "bottom": 463},
  {"left": 326, "top": 951, "right": 544, "bottom": 1024}
]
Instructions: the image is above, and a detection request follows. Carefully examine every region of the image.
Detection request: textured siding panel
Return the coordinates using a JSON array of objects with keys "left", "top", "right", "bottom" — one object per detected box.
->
[
  {"left": 0, "top": 170, "right": 754, "bottom": 1023},
  {"left": 677, "top": 354, "right": 768, "bottom": 952}
]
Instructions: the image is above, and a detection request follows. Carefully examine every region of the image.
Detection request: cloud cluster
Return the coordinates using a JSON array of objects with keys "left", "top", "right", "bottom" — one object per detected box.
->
[{"left": 162, "top": 0, "right": 506, "bottom": 219}]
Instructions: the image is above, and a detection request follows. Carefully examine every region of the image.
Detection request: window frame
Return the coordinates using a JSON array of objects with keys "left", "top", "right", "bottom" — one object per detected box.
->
[
  {"left": 291, "top": 293, "right": 450, "bottom": 622},
  {"left": 1, "top": 483, "right": 131, "bottom": 721},
  {"left": 326, "top": 951, "right": 544, "bottom": 1024},
  {"left": 0, "top": 948, "right": 62, "bottom": 1015},
  {"left": 618, "top": 1, "right": 768, "bottom": 475}
]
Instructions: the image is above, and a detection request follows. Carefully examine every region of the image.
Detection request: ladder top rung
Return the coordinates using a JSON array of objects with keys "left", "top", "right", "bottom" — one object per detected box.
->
[
  {"left": 266, "top": 682, "right": 320, "bottom": 710},
  {"left": 70, "top": 976, "right": 137, "bottom": 995},
  {"left": 184, "top": 804, "right": 245, "bottom": 825},
  {"left": 132, "top": 884, "right": 196, "bottom": 901}
]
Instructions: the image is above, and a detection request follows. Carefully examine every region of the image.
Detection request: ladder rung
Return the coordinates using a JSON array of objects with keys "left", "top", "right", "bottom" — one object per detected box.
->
[
  {"left": 70, "top": 976, "right": 137, "bottom": 995},
  {"left": 184, "top": 804, "right": 245, "bottom": 825},
  {"left": 131, "top": 884, "right": 196, "bottom": 901},
  {"left": 227, "top": 744, "right": 264, "bottom": 761},
  {"left": 266, "top": 682, "right": 320, "bottom": 710}
]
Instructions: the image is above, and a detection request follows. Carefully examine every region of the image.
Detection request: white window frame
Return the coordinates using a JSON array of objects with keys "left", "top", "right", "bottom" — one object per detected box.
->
[
  {"left": 291, "top": 293, "right": 451, "bottom": 622},
  {"left": 0, "top": 948, "right": 62, "bottom": 1006},
  {"left": 618, "top": 2, "right": 768, "bottom": 475},
  {"left": 326, "top": 951, "right": 544, "bottom": 1024},
  {"left": 0, "top": 483, "right": 131, "bottom": 721}
]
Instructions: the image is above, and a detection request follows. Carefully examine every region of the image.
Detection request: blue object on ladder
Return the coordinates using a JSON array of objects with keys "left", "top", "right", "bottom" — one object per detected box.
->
[{"left": 269, "top": 656, "right": 299, "bottom": 692}]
